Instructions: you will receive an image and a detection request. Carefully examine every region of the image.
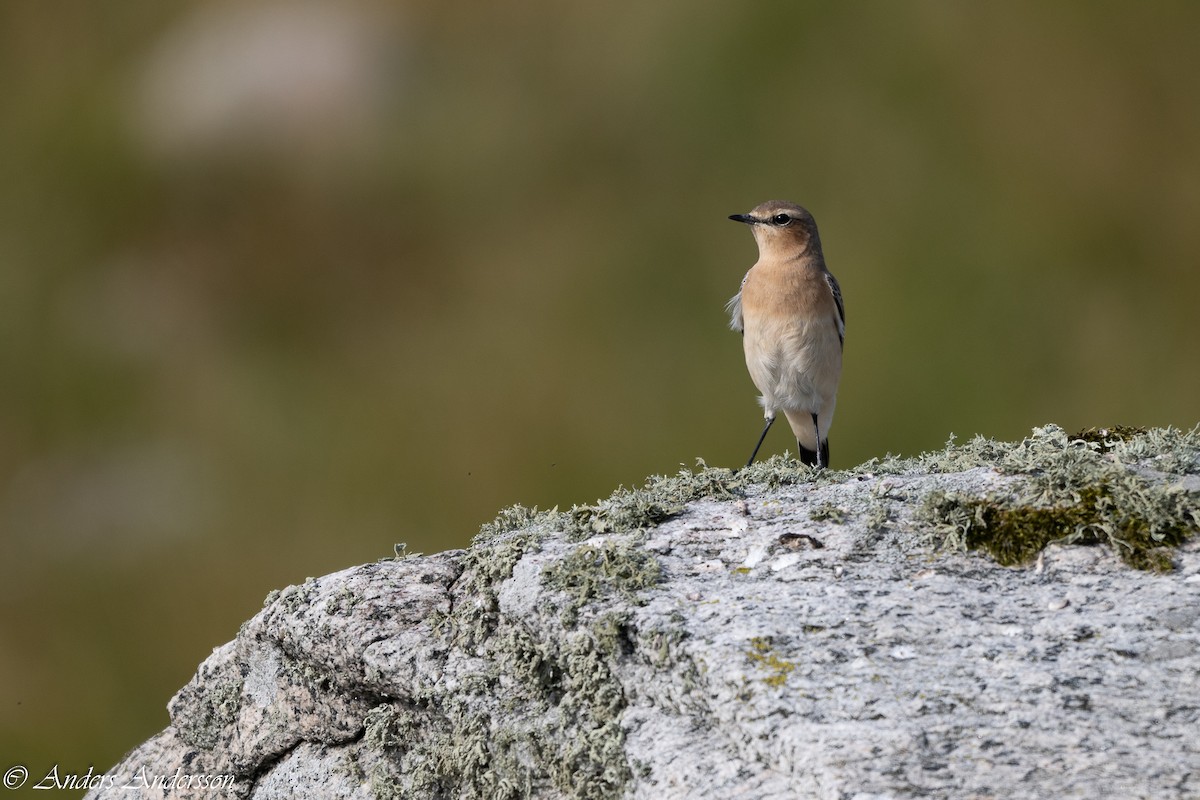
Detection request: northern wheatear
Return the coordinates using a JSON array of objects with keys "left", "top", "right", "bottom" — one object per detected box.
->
[{"left": 727, "top": 201, "right": 844, "bottom": 469}]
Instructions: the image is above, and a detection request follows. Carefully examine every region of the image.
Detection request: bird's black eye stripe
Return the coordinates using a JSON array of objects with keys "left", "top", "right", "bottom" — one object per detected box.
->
[{"left": 772, "top": 213, "right": 792, "bottom": 226}]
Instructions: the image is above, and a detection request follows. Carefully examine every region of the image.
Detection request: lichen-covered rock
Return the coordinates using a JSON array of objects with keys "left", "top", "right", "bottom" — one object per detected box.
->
[{"left": 89, "top": 425, "right": 1200, "bottom": 800}]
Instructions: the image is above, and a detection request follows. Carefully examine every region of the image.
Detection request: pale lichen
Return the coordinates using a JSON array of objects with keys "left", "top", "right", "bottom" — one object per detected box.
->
[
  {"left": 173, "top": 678, "right": 244, "bottom": 751},
  {"left": 363, "top": 497, "right": 658, "bottom": 800},
  {"left": 364, "top": 614, "right": 635, "bottom": 800},
  {"left": 542, "top": 539, "right": 661, "bottom": 625}
]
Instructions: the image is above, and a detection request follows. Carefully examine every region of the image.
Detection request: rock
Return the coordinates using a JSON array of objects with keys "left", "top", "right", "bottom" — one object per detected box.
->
[{"left": 88, "top": 425, "right": 1200, "bottom": 799}]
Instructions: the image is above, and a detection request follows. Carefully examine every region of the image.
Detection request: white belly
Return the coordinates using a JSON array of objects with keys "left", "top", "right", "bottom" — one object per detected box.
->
[{"left": 743, "top": 315, "right": 841, "bottom": 444}]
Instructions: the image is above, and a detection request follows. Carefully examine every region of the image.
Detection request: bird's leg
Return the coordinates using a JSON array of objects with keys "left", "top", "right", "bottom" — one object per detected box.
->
[
  {"left": 745, "top": 415, "right": 775, "bottom": 468},
  {"left": 811, "top": 412, "right": 824, "bottom": 469}
]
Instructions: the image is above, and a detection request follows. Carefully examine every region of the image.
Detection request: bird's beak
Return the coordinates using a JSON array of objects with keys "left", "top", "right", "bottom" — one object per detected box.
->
[{"left": 728, "top": 213, "right": 757, "bottom": 225}]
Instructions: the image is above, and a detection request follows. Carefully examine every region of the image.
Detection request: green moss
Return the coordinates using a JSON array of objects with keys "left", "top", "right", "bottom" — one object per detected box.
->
[
  {"left": 746, "top": 637, "right": 797, "bottom": 688},
  {"left": 921, "top": 425, "right": 1200, "bottom": 570},
  {"left": 926, "top": 485, "right": 1191, "bottom": 571}
]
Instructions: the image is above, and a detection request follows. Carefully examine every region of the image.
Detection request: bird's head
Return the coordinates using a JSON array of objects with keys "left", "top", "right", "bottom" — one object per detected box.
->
[{"left": 729, "top": 200, "right": 822, "bottom": 261}]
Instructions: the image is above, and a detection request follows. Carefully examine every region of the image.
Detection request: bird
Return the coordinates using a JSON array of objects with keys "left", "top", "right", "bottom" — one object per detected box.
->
[{"left": 726, "top": 200, "right": 844, "bottom": 469}]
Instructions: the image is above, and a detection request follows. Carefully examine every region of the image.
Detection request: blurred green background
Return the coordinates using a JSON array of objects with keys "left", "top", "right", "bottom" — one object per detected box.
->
[{"left": 2, "top": 0, "right": 1198, "bottom": 790}]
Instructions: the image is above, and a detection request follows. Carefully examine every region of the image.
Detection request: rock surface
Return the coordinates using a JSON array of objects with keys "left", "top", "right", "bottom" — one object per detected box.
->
[{"left": 89, "top": 426, "right": 1200, "bottom": 800}]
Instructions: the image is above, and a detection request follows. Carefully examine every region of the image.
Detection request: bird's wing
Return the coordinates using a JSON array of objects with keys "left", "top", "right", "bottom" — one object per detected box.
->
[
  {"left": 726, "top": 270, "right": 751, "bottom": 333},
  {"left": 825, "top": 272, "right": 845, "bottom": 347}
]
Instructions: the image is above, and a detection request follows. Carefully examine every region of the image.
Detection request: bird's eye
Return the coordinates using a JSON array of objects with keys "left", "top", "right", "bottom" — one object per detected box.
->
[{"left": 772, "top": 214, "right": 792, "bottom": 226}]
